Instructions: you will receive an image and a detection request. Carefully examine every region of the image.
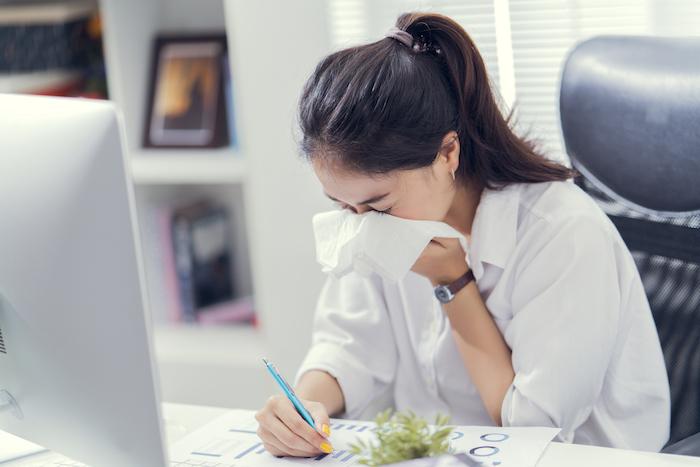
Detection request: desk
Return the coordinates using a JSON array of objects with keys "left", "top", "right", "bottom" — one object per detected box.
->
[{"left": 4, "top": 403, "right": 699, "bottom": 466}]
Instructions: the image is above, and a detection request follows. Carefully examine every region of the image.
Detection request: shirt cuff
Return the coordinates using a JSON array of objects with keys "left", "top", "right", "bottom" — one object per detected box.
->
[
  {"left": 500, "top": 382, "right": 574, "bottom": 443},
  {"left": 294, "top": 341, "right": 377, "bottom": 419}
]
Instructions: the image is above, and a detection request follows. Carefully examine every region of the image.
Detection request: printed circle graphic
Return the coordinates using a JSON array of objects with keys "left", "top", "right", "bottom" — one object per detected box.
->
[
  {"left": 469, "top": 445, "right": 500, "bottom": 457},
  {"left": 480, "top": 433, "right": 509, "bottom": 442}
]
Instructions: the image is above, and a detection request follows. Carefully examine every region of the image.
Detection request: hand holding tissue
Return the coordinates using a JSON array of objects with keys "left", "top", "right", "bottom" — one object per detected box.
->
[{"left": 312, "top": 209, "right": 470, "bottom": 282}]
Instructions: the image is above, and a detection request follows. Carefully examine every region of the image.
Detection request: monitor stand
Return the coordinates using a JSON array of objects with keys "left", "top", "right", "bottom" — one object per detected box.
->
[{"left": 0, "top": 389, "right": 22, "bottom": 419}]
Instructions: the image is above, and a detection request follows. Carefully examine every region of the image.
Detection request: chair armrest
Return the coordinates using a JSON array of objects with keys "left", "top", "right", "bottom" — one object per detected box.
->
[{"left": 662, "top": 432, "right": 700, "bottom": 457}]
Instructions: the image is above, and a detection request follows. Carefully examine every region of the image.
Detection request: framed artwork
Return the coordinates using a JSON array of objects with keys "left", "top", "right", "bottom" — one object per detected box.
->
[{"left": 143, "top": 34, "right": 229, "bottom": 148}]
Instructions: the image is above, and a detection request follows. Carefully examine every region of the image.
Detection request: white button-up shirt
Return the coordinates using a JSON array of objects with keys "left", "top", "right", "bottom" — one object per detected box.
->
[{"left": 295, "top": 180, "right": 671, "bottom": 451}]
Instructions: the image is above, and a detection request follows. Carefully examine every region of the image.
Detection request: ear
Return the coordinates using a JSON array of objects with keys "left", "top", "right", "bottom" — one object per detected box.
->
[{"left": 437, "top": 130, "right": 460, "bottom": 174}]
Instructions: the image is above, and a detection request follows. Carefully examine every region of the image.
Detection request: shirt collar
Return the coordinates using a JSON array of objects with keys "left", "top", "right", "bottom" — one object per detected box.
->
[{"left": 467, "top": 184, "right": 521, "bottom": 280}]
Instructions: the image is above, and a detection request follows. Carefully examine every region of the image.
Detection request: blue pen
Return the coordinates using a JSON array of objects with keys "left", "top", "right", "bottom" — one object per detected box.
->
[{"left": 262, "top": 358, "right": 318, "bottom": 430}]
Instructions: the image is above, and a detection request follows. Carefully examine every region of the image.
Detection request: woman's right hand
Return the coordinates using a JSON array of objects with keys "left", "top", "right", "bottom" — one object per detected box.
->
[{"left": 255, "top": 395, "right": 333, "bottom": 457}]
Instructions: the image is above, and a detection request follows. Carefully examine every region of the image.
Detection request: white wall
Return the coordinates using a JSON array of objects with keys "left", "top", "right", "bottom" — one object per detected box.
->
[
  {"left": 224, "top": 0, "right": 334, "bottom": 374},
  {"left": 100, "top": 0, "right": 336, "bottom": 409}
]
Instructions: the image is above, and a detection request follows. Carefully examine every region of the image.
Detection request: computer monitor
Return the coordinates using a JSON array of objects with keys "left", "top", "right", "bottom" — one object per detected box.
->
[{"left": 0, "top": 94, "right": 168, "bottom": 467}]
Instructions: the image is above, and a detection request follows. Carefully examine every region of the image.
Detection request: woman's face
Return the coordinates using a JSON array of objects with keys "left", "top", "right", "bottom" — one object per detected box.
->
[{"left": 312, "top": 132, "right": 461, "bottom": 222}]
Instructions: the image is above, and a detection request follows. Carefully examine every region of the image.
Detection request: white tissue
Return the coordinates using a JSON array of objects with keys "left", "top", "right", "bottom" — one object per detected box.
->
[{"left": 312, "top": 209, "right": 469, "bottom": 282}]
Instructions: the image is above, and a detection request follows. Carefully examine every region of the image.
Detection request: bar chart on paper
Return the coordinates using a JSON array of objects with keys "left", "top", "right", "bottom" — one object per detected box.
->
[{"left": 168, "top": 410, "right": 560, "bottom": 466}]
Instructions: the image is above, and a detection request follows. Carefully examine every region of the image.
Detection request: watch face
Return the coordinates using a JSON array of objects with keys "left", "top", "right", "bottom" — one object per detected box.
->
[{"left": 434, "top": 285, "right": 453, "bottom": 303}]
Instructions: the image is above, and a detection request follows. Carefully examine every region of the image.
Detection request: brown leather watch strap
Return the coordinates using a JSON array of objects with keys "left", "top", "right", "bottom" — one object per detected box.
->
[{"left": 447, "top": 269, "right": 475, "bottom": 296}]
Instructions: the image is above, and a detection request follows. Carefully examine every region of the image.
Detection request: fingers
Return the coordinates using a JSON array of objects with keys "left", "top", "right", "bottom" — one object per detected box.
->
[
  {"left": 305, "top": 399, "right": 332, "bottom": 438},
  {"left": 267, "top": 412, "right": 321, "bottom": 455},
  {"left": 255, "top": 396, "right": 332, "bottom": 458},
  {"left": 258, "top": 425, "right": 316, "bottom": 458},
  {"left": 276, "top": 397, "right": 333, "bottom": 453}
]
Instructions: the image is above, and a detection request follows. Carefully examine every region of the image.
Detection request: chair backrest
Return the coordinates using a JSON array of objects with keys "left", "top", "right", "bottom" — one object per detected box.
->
[{"left": 560, "top": 35, "right": 700, "bottom": 446}]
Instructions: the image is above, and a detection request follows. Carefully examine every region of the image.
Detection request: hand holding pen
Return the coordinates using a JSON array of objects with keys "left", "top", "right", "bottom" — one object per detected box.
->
[{"left": 255, "top": 359, "right": 334, "bottom": 457}]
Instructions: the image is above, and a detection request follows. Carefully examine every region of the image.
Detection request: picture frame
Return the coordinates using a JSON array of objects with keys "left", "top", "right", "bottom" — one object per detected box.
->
[{"left": 143, "top": 34, "right": 229, "bottom": 148}]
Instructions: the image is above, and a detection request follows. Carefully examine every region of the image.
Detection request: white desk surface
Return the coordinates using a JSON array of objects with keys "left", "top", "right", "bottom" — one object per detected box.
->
[
  {"left": 4, "top": 402, "right": 700, "bottom": 466},
  {"left": 160, "top": 403, "right": 700, "bottom": 467}
]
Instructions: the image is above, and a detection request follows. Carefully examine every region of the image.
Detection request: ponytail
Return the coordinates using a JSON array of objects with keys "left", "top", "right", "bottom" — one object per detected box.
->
[{"left": 298, "top": 11, "right": 576, "bottom": 189}]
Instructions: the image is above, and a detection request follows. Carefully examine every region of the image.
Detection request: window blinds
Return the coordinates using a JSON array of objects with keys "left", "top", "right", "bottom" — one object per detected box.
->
[{"left": 327, "top": 1, "right": 699, "bottom": 164}]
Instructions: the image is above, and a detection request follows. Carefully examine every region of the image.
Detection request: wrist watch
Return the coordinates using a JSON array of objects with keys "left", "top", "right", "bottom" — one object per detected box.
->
[{"left": 434, "top": 269, "right": 475, "bottom": 304}]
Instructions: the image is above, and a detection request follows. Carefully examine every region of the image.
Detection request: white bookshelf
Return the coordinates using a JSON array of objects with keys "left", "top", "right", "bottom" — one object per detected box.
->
[
  {"left": 130, "top": 150, "right": 248, "bottom": 185},
  {"left": 153, "top": 323, "right": 276, "bottom": 408},
  {"left": 99, "top": 0, "right": 333, "bottom": 409}
]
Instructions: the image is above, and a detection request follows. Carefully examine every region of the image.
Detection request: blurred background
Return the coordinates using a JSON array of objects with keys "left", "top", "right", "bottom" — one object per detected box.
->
[{"left": 1, "top": 0, "right": 698, "bottom": 411}]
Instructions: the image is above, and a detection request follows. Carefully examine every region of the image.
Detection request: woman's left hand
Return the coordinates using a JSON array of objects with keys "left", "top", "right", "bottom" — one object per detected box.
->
[{"left": 411, "top": 237, "right": 470, "bottom": 286}]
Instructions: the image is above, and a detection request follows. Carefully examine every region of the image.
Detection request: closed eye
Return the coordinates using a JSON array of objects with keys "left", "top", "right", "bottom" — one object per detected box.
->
[
  {"left": 335, "top": 203, "right": 356, "bottom": 213},
  {"left": 334, "top": 203, "right": 392, "bottom": 215}
]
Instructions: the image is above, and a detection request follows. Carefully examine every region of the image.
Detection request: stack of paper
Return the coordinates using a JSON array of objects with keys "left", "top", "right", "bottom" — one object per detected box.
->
[
  {"left": 0, "top": 431, "right": 47, "bottom": 463},
  {"left": 169, "top": 409, "right": 560, "bottom": 466}
]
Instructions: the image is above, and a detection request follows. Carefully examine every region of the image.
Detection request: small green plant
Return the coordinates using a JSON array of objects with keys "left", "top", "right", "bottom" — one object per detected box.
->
[{"left": 349, "top": 409, "right": 455, "bottom": 466}]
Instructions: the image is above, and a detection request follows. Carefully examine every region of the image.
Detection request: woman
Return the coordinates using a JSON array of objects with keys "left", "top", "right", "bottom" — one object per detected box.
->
[{"left": 254, "top": 11, "right": 670, "bottom": 457}]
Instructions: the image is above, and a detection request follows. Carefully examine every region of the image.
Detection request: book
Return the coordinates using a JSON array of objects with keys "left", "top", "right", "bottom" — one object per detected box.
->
[
  {"left": 0, "top": 0, "right": 96, "bottom": 24},
  {"left": 160, "top": 203, "right": 254, "bottom": 324},
  {"left": 0, "top": 70, "right": 82, "bottom": 94},
  {"left": 0, "top": 0, "right": 97, "bottom": 73},
  {"left": 158, "top": 206, "right": 185, "bottom": 323},
  {"left": 169, "top": 200, "right": 251, "bottom": 323},
  {"left": 196, "top": 294, "right": 255, "bottom": 325},
  {"left": 0, "top": 0, "right": 107, "bottom": 98},
  {"left": 221, "top": 53, "right": 239, "bottom": 150}
]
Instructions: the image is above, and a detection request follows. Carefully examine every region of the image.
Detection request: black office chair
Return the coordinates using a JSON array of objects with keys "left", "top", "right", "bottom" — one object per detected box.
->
[{"left": 560, "top": 36, "right": 700, "bottom": 456}]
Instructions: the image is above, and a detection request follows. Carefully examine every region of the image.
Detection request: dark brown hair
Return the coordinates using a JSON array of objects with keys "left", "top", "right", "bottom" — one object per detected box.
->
[{"left": 297, "top": 12, "right": 576, "bottom": 189}]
